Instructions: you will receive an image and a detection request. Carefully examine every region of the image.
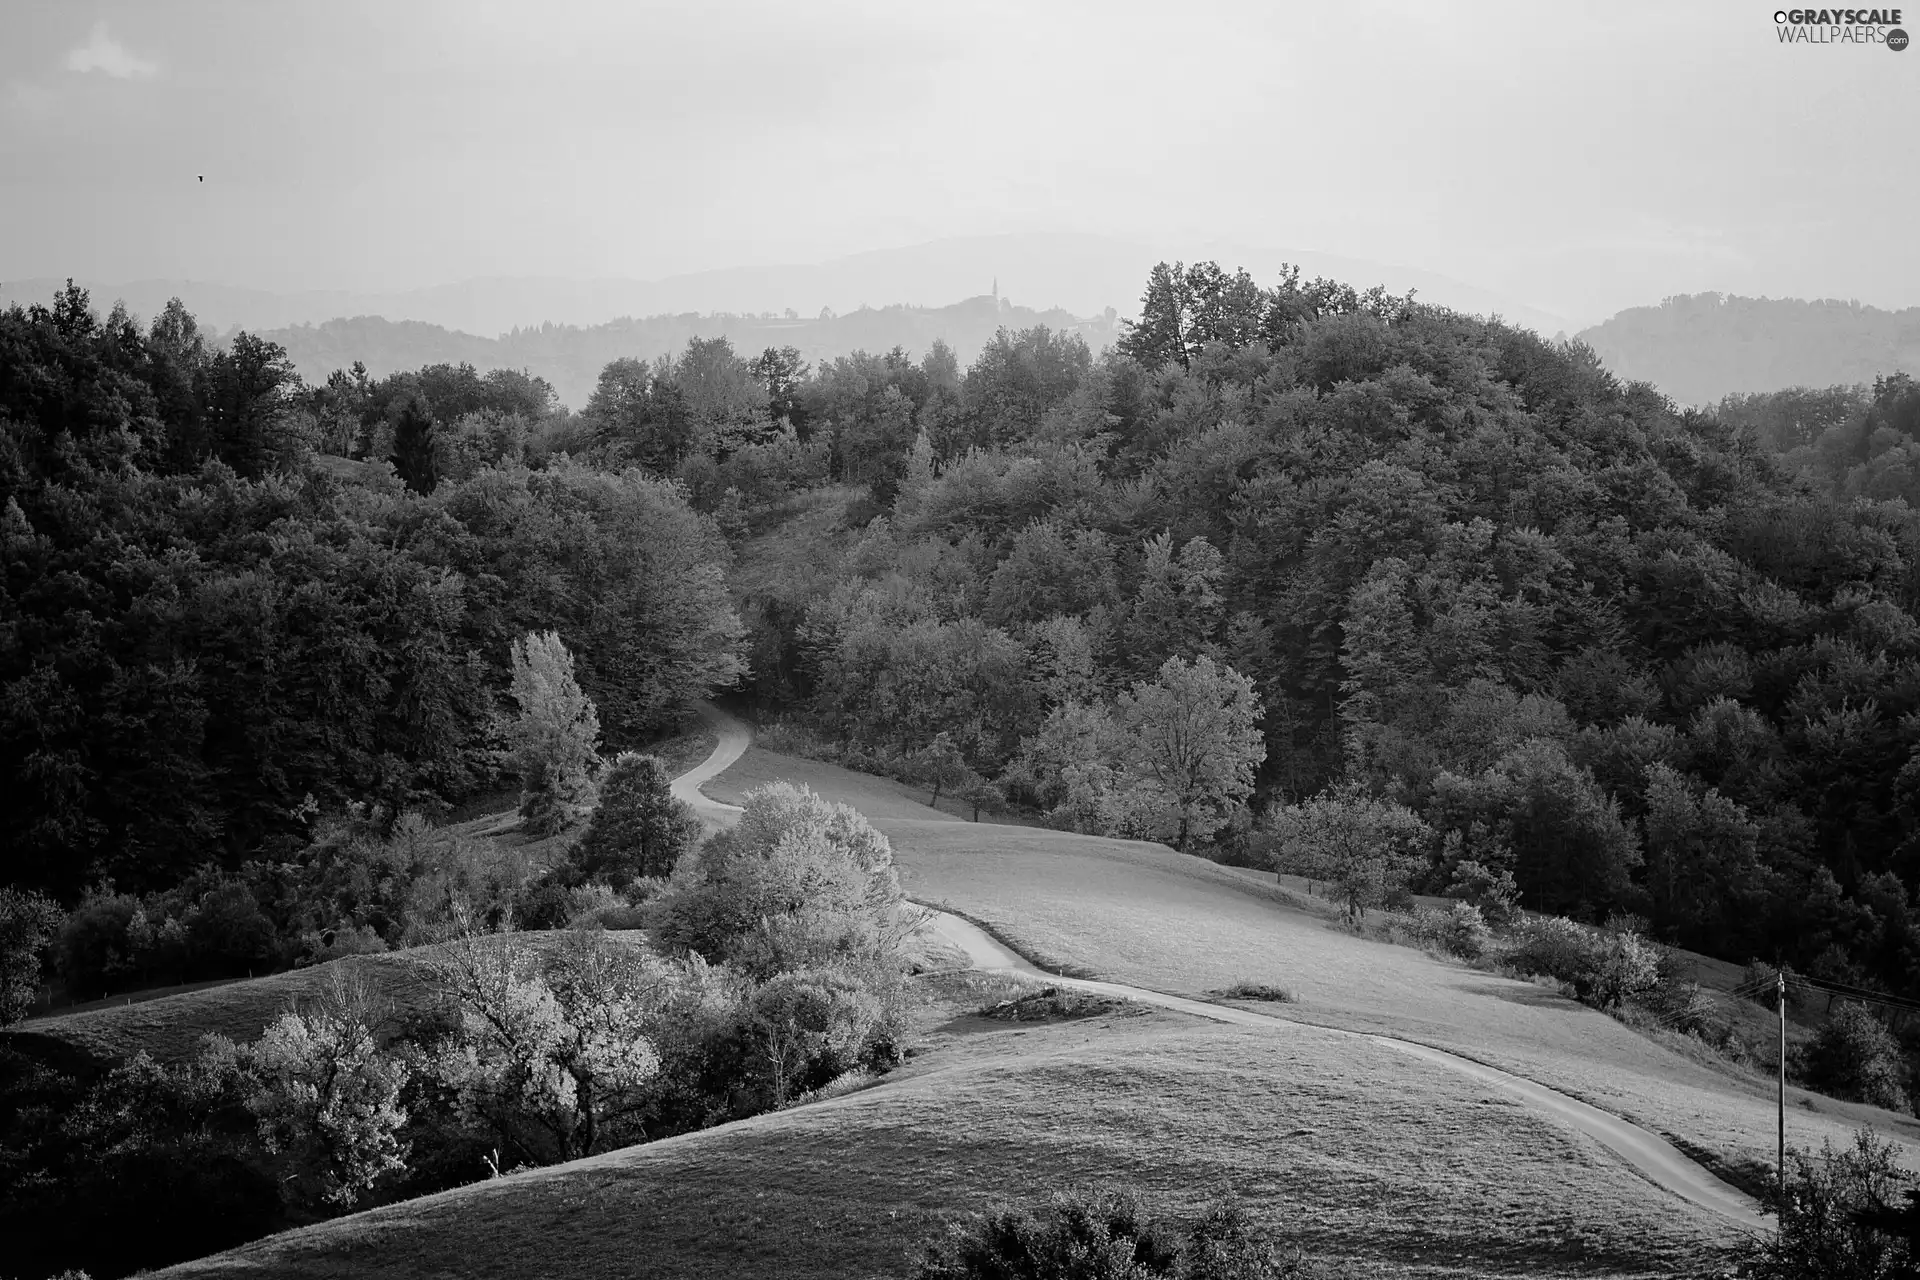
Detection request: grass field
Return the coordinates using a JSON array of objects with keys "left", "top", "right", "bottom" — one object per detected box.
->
[
  {"left": 161, "top": 1003, "right": 1745, "bottom": 1280},
  {"left": 704, "top": 750, "right": 1920, "bottom": 1180},
  {"left": 77, "top": 738, "right": 1920, "bottom": 1278}
]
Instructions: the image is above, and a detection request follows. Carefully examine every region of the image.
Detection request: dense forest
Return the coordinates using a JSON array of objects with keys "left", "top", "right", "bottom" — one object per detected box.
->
[
  {"left": 9, "top": 264, "right": 1920, "bottom": 1021},
  {"left": 1578, "top": 292, "right": 1920, "bottom": 407}
]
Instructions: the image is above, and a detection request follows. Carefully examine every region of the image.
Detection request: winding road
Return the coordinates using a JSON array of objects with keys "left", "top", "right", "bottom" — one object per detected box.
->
[{"left": 672, "top": 707, "right": 1769, "bottom": 1235}]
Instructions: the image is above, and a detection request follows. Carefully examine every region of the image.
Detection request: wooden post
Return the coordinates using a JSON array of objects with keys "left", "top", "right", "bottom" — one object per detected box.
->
[{"left": 1777, "top": 971, "right": 1787, "bottom": 1222}]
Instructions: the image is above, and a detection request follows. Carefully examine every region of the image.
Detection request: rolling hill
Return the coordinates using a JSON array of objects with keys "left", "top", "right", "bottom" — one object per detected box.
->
[
  {"left": 1575, "top": 292, "right": 1920, "bottom": 406},
  {"left": 137, "top": 734, "right": 1920, "bottom": 1280}
]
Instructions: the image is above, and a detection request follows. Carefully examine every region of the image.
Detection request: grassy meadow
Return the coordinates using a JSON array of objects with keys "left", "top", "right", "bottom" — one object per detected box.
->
[{"left": 159, "top": 998, "right": 1747, "bottom": 1279}]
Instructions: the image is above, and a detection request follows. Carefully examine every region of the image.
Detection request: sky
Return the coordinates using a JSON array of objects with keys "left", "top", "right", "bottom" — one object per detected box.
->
[{"left": 2, "top": 0, "right": 1917, "bottom": 328}]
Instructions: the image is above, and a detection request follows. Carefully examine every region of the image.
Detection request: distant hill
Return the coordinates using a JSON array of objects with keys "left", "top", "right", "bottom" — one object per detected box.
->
[
  {"left": 3, "top": 232, "right": 1572, "bottom": 346},
  {"left": 1576, "top": 293, "right": 1920, "bottom": 406},
  {"left": 259, "top": 295, "right": 1123, "bottom": 411}
]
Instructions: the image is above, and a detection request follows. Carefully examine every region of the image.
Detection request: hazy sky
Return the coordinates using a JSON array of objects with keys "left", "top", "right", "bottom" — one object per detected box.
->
[{"left": 2, "top": 0, "right": 1916, "bottom": 324}]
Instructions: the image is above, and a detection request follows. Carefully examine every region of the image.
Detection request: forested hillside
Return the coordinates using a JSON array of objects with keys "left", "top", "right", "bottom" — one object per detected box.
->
[
  {"left": 700, "top": 262, "right": 1920, "bottom": 1005},
  {"left": 0, "top": 285, "right": 744, "bottom": 901},
  {"left": 1578, "top": 292, "right": 1920, "bottom": 406},
  {"left": 9, "top": 259, "right": 1920, "bottom": 1043}
]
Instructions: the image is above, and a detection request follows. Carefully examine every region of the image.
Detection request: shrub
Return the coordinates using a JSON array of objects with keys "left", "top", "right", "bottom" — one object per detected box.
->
[
  {"left": 1409, "top": 903, "right": 1493, "bottom": 961},
  {"left": 1440, "top": 858, "right": 1520, "bottom": 926},
  {"left": 1501, "top": 915, "right": 1659, "bottom": 1010},
  {"left": 567, "top": 752, "right": 701, "bottom": 889},
  {"left": 1212, "top": 982, "right": 1295, "bottom": 1003},
  {"left": 1800, "top": 1004, "right": 1911, "bottom": 1113},
  {"left": 1505, "top": 915, "right": 1599, "bottom": 985},
  {"left": 745, "top": 966, "right": 884, "bottom": 1105},
  {"left": 1730, "top": 1128, "right": 1917, "bottom": 1278},
  {"left": 294, "top": 923, "right": 390, "bottom": 967},
  {"left": 564, "top": 883, "right": 649, "bottom": 931},
  {"left": 913, "top": 1188, "right": 1321, "bottom": 1279},
  {"left": 0, "top": 888, "right": 64, "bottom": 1025}
]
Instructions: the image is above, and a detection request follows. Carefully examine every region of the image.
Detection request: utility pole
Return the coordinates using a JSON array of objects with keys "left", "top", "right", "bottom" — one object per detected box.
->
[{"left": 1777, "top": 969, "right": 1787, "bottom": 1218}]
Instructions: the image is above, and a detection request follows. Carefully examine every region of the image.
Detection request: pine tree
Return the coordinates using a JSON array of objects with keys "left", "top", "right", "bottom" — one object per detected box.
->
[
  {"left": 506, "top": 631, "right": 601, "bottom": 835},
  {"left": 390, "top": 394, "right": 439, "bottom": 494}
]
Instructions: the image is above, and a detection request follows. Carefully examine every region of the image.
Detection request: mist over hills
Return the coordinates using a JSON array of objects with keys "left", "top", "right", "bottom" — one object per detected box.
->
[
  {"left": 1, "top": 232, "right": 1572, "bottom": 343},
  {"left": 260, "top": 296, "right": 1122, "bottom": 411},
  {"left": 1574, "top": 293, "right": 1920, "bottom": 406}
]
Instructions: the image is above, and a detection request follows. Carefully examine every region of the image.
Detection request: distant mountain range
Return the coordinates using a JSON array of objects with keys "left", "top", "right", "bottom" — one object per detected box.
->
[
  {"left": 255, "top": 296, "right": 1123, "bottom": 411},
  {"left": 14, "top": 239, "right": 1917, "bottom": 410},
  {"left": 1574, "top": 293, "right": 1920, "bottom": 406},
  {"left": 1, "top": 233, "right": 1573, "bottom": 342}
]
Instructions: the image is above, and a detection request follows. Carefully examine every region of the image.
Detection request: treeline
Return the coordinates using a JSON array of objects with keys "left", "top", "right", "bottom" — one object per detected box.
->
[{"left": 0, "top": 284, "right": 744, "bottom": 904}]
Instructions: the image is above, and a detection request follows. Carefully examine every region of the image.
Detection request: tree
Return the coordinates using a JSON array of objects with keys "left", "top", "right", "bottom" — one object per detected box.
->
[
  {"left": 1267, "top": 781, "right": 1431, "bottom": 922},
  {"left": 223, "top": 968, "right": 410, "bottom": 1210},
  {"left": 912, "top": 731, "right": 973, "bottom": 808},
  {"left": 653, "top": 781, "right": 906, "bottom": 980},
  {"left": 0, "top": 887, "right": 64, "bottom": 1025},
  {"left": 751, "top": 345, "right": 812, "bottom": 439},
  {"left": 1800, "top": 1003, "right": 1911, "bottom": 1112},
  {"left": 1116, "top": 655, "right": 1265, "bottom": 851},
  {"left": 506, "top": 631, "right": 602, "bottom": 836},
  {"left": 568, "top": 752, "right": 701, "bottom": 889},
  {"left": 1641, "top": 762, "right": 1762, "bottom": 947},
  {"left": 428, "top": 923, "right": 663, "bottom": 1166},
  {"left": 745, "top": 967, "right": 882, "bottom": 1105},
  {"left": 584, "top": 356, "right": 693, "bottom": 471},
  {"left": 389, "top": 393, "right": 439, "bottom": 494}
]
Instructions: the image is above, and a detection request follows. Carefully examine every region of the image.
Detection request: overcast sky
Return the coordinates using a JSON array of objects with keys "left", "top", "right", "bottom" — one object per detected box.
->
[{"left": 2, "top": 0, "right": 1916, "bottom": 326}]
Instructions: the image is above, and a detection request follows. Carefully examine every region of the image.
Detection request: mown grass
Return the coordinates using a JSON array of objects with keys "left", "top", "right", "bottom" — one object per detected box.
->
[
  {"left": 159, "top": 1012, "right": 1745, "bottom": 1280},
  {"left": 876, "top": 813, "right": 1920, "bottom": 1173}
]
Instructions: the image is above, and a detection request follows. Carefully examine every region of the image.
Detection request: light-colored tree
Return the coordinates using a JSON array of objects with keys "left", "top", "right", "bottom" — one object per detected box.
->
[
  {"left": 653, "top": 782, "right": 910, "bottom": 980},
  {"left": 506, "top": 630, "right": 602, "bottom": 835},
  {"left": 210, "top": 968, "right": 410, "bottom": 1209},
  {"left": 1115, "top": 654, "right": 1265, "bottom": 851},
  {"left": 429, "top": 921, "right": 663, "bottom": 1167},
  {"left": 1267, "top": 781, "right": 1431, "bottom": 921}
]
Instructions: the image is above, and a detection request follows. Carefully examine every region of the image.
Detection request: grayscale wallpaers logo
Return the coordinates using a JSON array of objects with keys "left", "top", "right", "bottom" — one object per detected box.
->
[{"left": 1773, "top": 7, "right": 1909, "bottom": 45}]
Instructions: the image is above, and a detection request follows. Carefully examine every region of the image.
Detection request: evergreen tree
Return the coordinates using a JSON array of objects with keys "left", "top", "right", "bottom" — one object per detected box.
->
[{"left": 390, "top": 393, "right": 439, "bottom": 494}]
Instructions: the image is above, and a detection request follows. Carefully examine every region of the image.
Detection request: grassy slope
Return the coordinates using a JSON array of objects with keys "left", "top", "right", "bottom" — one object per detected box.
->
[
  {"left": 121, "top": 742, "right": 1919, "bottom": 1278},
  {"left": 164, "top": 1008, "right": 1739, "bottom": 1280},
  {"left": 6, "top": 931, "right": 646, "bottom": 1067},
  {"left": 705, "top": 751, "right": 1920, "bottom": 1180}
]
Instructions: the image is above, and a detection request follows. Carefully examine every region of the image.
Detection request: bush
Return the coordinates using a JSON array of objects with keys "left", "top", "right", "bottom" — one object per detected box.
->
[
  {"left": 913, "top": 1188, "right": 1322, "bottom": 1279},
  {"left": 1501, "top": 915, "right": 1658, "bottom": 1010},
  {"left": 1211, "top": 982, "right": 1295, "bottom": 1003},
  {"left": 745, "top": 966, "right": 884, "bottom": 1105},
  {"left": 564, "top": 883, "right": 649, "bottom": 931},
  {"left": 1440, "top": 858, "right": 1519, "bottom": 926},
  {"left": 1730, "top": 1128, "right": 1917, "bottom": 1278},
  {"left": 1505, "top": 915, "right": 1598, "bottom": 984},
  {"left": 1801, "top": 1004, "right": 1912, "bottom": 1113},
  {"left": 1408, "top": 903, "right": 1493, "bottom": 961}
]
